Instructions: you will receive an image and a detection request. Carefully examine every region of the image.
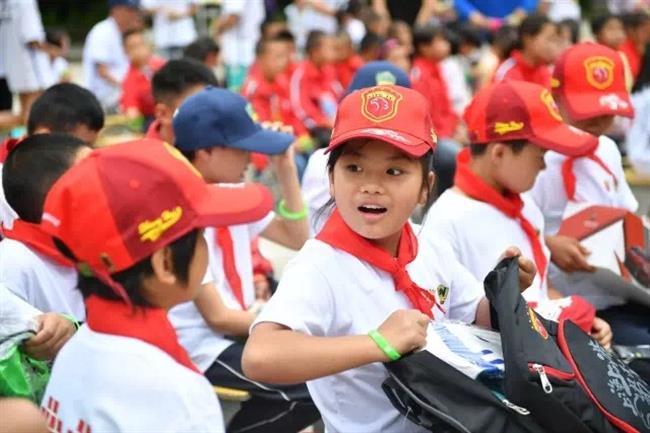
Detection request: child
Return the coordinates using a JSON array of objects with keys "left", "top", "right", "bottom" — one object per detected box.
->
[
  {"left": 120, "top": 29, "right": 165, "bottom": 125},
  {"left": 183, "top": 37, "right": 222, "bottom": 78},
  {"left": 147, "top": 58, "right": 218, "bottom": 143},
  {"left": 620, "top": 12, "right": 650, "bottom": 83},
  {"left": 1, "top": 134, "right": 91, "bottom": 320},
  {"left": 170, "top": 87, "right": 319, "bottom": 432},
  {"left": 591, "top": 13, "right": 626, "bottom": 51},
  {"left": 528, "top": 43, "right": 645, "bottom": 344},
  {"left": 40, "top": 138, "right": 274, "bottom": 432},
  {"left": 290, "top": 30, "right": 343, "bottom": 131},
  {"left": 242, "top": 85, "right": 536, "bottom": 433},
  {"left": 493, "top": 14, "right": 559, "bottom": 88},
  {"left": 334, "top": 31, "right": 364, "bottom": 90}
]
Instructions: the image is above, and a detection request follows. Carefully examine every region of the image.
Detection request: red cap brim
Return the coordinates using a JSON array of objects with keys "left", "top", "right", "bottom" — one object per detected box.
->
[
  {"left": 194, "top": 183, "right": 273, "bottom": 228},
  {"left": 562, "top": 91, "right": 634, "bottom": 121},
  {"left": 530, "top": 123, "right": 599, "bottom": 156},
  {"left": 327, "top": 127, "right": 433, "bottom": 157}
]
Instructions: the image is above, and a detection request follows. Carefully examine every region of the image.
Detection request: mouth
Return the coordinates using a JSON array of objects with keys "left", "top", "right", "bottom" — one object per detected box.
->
[{"left": 357, "top": 204, "right": 388, "bottom": 215}]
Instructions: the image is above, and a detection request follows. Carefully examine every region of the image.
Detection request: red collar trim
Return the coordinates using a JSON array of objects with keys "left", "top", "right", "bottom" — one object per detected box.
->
[{"left": 2, "top": 219, "right": 74, "bottom": 267}]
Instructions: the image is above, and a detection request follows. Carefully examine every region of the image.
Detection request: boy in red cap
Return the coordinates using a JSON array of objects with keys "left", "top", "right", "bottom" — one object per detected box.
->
[
  {"left": 39, "top": 138, "right": 273, "bottom": 433},
  {"left": 420, "top": 80, "right": 612, "bottom": 347},
  {"left": 242, "top": 84, "right": 537, "bottom": 433},
  {"left": 528, "top": 42, "right": 646, "bottom": 345}
]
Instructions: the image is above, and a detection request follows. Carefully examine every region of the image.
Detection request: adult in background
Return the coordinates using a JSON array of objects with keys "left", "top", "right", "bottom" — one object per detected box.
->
[{"left": 142, "top": 0, "right": 198, "bottom": 60}]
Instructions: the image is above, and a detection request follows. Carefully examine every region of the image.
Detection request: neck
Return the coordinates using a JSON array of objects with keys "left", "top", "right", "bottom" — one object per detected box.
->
[
  {"left": 158, "top": 123, "right": 174, "bottom": 144},
  {"left": 469, "top": 156, "right": 506, "bottom": 195},
  {"left": 520, "top": 50, "right": 538, "bottom": 67},
  {"left": 370, "top": 231, "right": 402, "bottom": 257}
]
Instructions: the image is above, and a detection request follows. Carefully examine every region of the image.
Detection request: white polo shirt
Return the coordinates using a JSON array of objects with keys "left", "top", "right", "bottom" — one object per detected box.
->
[
  {"left": 421, "top": 189, "right": 550, "bottom": 303},
  {"left": 0, "top": 238, "right": 85, "bottom": 320},
  {"left": 170, "top": 212, "right": 274, "bottom": 371},
  {"left": 253, "top": 233, "right": 484, "bottom": 433},
  {"left": 82, "top": 16, "right": 129, "bottom": 107},
  {"left": 0, "top": 163, "right": 18, "bottom": 230},
  {"left": 529, "top": 135, "right": 638, "bottom": 236},
  {"left": 301, "top": 148, "right": 330, "bottom": 236},
  {"left": 141, "top": 0, "right": 197, "bottom": 50},
  {"left": 219, "top": 0, "right": 265, "bottom": 67},
  {"left": 41, "top": 326, "right": 224, "bottom": 433}
]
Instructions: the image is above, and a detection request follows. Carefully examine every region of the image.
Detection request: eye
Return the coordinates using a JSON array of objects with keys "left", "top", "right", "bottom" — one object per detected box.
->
[
  {"left": 345, "top": 164, "right": 362, "bottom": 173},
  {"left": 386, "top": 168, "right": 404, "bottom": 176}
]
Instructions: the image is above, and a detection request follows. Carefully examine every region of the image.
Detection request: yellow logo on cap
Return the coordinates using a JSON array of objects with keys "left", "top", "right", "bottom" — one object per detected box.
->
[
  {"left": 138, "top": 206, "right": 183, "bottom": 242},
  {"left": 360, "top": 87, "right": 403, "bottom": 122},
  {"left": 494, "top": 121, "right": 524, "bottom": 135},
  {"left": 540, "top": 89, "right": 563, "bottom": 122},
  {"left": 584, "top": 56, "right": 614, "bottom": 90}
]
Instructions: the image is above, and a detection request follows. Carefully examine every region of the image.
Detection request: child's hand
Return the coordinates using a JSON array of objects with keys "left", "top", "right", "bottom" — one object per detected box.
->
[
  {"left": 546, "top": 235, "right": 595, "bottom": 273},
  {"left": 590, "top": 317, "right": 613, "bottom": 350},
  {"left": 377, "top": 310, "right": 429, "bottom": 358},
  {"left": 500, "top": 246, "right": 537, "bottom": 291},
  {"left": 23, "top": 313, "right": 75, "bottom": 360}
]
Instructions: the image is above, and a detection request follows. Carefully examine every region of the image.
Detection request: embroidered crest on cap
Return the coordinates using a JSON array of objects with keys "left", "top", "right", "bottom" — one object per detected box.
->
[
  {"left": 375, "top": 71, "right": 397, "bottom": 85},
  {"left": 584, "top": 56, "right": 614, "bottom": 90},
  {"left": 540, "top": 89, "right": 563, "bottom": 122},
  {"left": 494, "top": 121, "right": 524, "bottom": 135},
  {"left": 138, "top": 206, "right": 183, "bottom": 242},
  {"left": 361, "top": 87, "right": 403, "bottom": 123}
]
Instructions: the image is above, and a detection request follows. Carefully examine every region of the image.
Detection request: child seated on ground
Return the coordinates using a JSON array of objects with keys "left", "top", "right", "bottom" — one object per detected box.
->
[{"left": 40, "top": 138, "right": 274, "bottom": 432}]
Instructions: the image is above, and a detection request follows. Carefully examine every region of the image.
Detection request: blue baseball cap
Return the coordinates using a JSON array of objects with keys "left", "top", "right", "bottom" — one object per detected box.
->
[
  {"left": 346, "top": 61, "right": 411, "bottom": 95},
  {"left": 108, "top": 0, "right": 140, "bottom": 9},
  {"left": 173, "top": 87, "right": 295, "bottom": 154}
]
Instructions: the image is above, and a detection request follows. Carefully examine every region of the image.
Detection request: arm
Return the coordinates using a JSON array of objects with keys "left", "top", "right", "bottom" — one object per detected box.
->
[
  {"left": 545, "top": 235, "right": 595, "bottom": 273},
  {"left": 214, "top": 13, "right": 240, "bottom": 35},
  {"left": 97, "top": 63, "right": 122, "bottom": 87},
  {"left": 371, "top": 0, "right": 390, "bottom": 18},
  {"left": 415, "top": 0, "right": 439, "bottom": 25},
  {"left": 22, "top": 313, "right": 76, "bottom": 360},
  {"left": 193, "top": 282, "right": 256, "bottom": 336},
  {"left": 261, "top": 144, "right": 309, "bottom": 250}
]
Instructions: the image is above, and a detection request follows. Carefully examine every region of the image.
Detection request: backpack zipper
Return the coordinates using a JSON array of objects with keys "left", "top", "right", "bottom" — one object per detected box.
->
[{"left": 531, "top": 363, "right": 553, "bottom": 394}]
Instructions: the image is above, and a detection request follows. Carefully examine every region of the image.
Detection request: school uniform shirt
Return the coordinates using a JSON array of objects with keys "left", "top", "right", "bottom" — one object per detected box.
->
[
  {"left": 120, "top": 56, "right": 165, "bottom": 116},
  {"left": 253, "top": 233, "right": 484, "bottom": 433},
  {"left": 0, "top": 238, "right": 85, "bottom": 320},
  {"left": 141, "top": 0, "right": 197, "bottom": 50},
  {"left": 289, "top": 60, "right": 343, "bottom": 130},
  {"left": 0, "top": 162, "right": 18, "bottom": 230},
  {"left": 335, "top": 55, "right": 364, "bottom": 90},
  {"left": 169, "top": 212, "right": 274, "bottom": 371},
  {"left": 493, "top": 50, "right": 552, "bottom": 88},
  {"left": 41, "top": 306, "right": 224, "bottom": 433},
  {"left": 300, "top": 148, "right": 331, "bottom": 236},
  {"left": 0, "top": 0, "right": 55, "bottom": 94},
  {"left": 422, "top": 188, "right": 550, "bottom": 302},
  {"left": 82, "top": 16, "right": 130, "bottom": 107},
  {"left": 219, "top": 0, "right": 265, "bottom": 67}
]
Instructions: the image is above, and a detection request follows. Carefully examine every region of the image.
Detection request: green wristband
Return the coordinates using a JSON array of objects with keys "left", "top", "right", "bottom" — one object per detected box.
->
[
  {"left": 277, "top": 199, "right": 308, "bottom": 221},
  {"left": 368, "top": 329, "right": 401, "bottom": 361},
  {"left": 60, "top": 314, "right": 80, "bottom": 331}
]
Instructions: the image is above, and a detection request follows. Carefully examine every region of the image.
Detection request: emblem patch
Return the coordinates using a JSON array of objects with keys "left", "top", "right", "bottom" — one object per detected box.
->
[
  {"left": 584, "top": 56, "right": 614, "bottom": 90},
  {"left": 540, "top": 89, "right": 563, "bottom": 122},
  {"left": 138, "top": 206, "right": 183, "bottom": 242},
  {"left": 494, "top": 121, "right": 524, "bottom": 135},
  {"left": 361, "top": 87, "right": 403, "bottom": 122},
  {"left": 527, "top": 306, "right": 549, "bottom": 340},
  {"left": 435, "top": 284, "right": 450, "bottom": 304}
]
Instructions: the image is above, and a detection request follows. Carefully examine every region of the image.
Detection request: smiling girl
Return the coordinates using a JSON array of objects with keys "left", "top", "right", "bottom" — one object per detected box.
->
[{"left": 242, "top": 85, "right": 536, "bottom": 433}]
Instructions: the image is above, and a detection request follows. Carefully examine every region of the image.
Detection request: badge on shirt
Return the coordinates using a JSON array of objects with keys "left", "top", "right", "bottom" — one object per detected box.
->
[{"left": 433, "top": 284, "right": 450, "bottom": 304}]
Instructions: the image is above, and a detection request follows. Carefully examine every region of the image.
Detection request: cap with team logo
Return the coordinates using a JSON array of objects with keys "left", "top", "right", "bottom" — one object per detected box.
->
[
  {"left": 552, "top": 42, "right": 634, "bottom": 120},
  {"left": 41, "top": 139, "right": 273, "bottom": 279},
  {"left": 346, "top": 61, "right": 411, "bottom": 95},
  {"left": 328, "top": 85, "right": 437, "bottom": 157},
  {"left": 463, "top": 81, "right": 598, "bottom": 156}
]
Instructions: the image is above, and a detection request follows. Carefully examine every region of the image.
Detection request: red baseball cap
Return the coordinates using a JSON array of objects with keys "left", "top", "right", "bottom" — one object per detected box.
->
[
  {"left": 40, "top": 139, "right": 273, "bottom": 276},
  {"left": 463, "top": 81, "right": 598, "bottom": 156},
  {"left": 328, "top": 85, "right": 437, "bottom": 157},
  {"left": 552, "top": 42, "right": 634, "bottom": 120}
]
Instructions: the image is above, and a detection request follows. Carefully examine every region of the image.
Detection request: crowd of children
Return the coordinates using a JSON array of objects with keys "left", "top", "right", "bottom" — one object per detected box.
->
[{"left": 1, "top": 0, "right": 649, "bottom": 432}]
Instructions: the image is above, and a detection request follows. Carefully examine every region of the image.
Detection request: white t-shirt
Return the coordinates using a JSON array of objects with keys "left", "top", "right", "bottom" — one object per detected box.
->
[
  {"left": 82, "top": 16, "right": 129, "bottom": 107},
  {"left": 285, "top": 1, "right": 343, "bottom": 50},
  {"left": 170, "top": 213, "right": 274, "bottom": 371},
  {"left": 530, "top": 135, "right": 638, "bottom": 236},
  {"left": 626, "top": 87, "right": 650, "bottom": 177},
  {"left": 0, "top": 238, "right": 85, "bottom": 320},
  {"left": 301, "top": 148, "right": 331, "bottom": 236},
  {"left": 142, "top": 0, "right": 197, "bottom": 49},
  {"left": 0, "top": 283, "right": 41, "bottom": 340},
  {"left": 219, "top": 0, "right": 265, "bottom": 67},
  {"left": 421, "top": 189, "right": 550, "bottom": 303},
  {"left": 41, "top": 326, "right": 224, "bottom": 433},
  {"left": 0, "top": 163, "right": 18, "bottom": 230},
  {"left": 253, "top": 233, "right": 484, "bottom": 433}
]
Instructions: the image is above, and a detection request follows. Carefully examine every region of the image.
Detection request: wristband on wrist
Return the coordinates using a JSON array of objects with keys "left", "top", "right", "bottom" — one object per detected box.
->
[
  {"left": 277, "top": 199, "right": 308, "bottom": 220},
  {"left": 368, "top": 329, "right": 401, "bottom": 361},
  {"left": 60, "top": 314, "right": 80, "bottom": 331}
]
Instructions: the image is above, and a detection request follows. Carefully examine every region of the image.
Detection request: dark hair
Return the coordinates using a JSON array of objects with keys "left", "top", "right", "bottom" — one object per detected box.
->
[
  {"left": 492, "top": 25, "right": 518, "bottom": 60},
  {"left": 45, "top": 27, "right": 68, "bottom": 47},
  {"left": 315, "top": 141, "right": 435, "bottom": 227},
  {"left": 274, "top": 30, "right": 296, "bottom": 44},
  {"left": 591, "top": 13, "right": 622, "bottom": 36},
  {"left": 255, "top": 36, "right": 285, "bottom": 57},
  {"left": 183, "top": 37, "right": 220, "bottom": 63},
  {"left": 359, "top": 32, "right": 384, "bottom": 54},
  {"left": 122, "top": 28, "right": 143, "bottom": 45},
  {"left": 56, "top": 229, "right": 200, "bottom": 307},
  {"left": 558, "top": 18, "right": 579, "bottom": 44},
  {"left": 27, "top": 83, "right": 104, "bottom": 136},
  {"left": 152, "top": 58, "right": 218, "bottom": 104},
  {"left": 3, "top": 133, "right": 89, "bottom": 223},
  {"left": 412, "top": 25, "right": 448, "bottom": 55},
  {"left": 469, "top": 139, "right": 528, "bottom": 157},
  {"left": 621, "top": 12, "right": 650, "bottom": 31},
  {"left": 517, "top": 14, "right": 554, "bottom": 50},
  {"left": 260, "top": 15, "right": 286, "bottom": 36},
  {"left": 632, "top": 42, "right": 650, "bottom": 93},
  {"left": 458, "top": 24, "right": 482, "bottom": 49},
  {"left": 305, "top": 30, "right": 327, "bottom": 55}
]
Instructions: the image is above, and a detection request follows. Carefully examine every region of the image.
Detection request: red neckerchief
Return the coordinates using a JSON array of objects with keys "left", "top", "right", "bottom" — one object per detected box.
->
[
  {"left": 509, "top": 50, "right": 552, "bottom": 88},
  {"left": 145, "top": 119, "right": 162, "bottom": 140},
  {"left": 2, "top": 219, "right": 74, "bottom": 267},
  {"left": 215, "top": 227, "right": 247, "bottom": 310},
  {"left": 454, "top": 148, "right": 547, "bottom": 284},
  {"left": 85, "top": 295, "right": 200, "bottom": 373},
  {"left": 561, "top": 151, "right": 617, "bottom": 201},
  {"left": 0, "top": 138, "right": 23, "bottom": 163},
  {"left": 316, "top": 209, "right": 443, "bottom": 318}
]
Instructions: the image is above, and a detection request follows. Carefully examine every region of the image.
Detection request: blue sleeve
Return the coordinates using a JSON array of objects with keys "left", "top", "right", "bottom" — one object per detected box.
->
[
  {"left": 520, "top": 0, "right": 538, "bottom": 13},
  {"left": 453, "top": 0, "right": 477, "bottom": 21}
]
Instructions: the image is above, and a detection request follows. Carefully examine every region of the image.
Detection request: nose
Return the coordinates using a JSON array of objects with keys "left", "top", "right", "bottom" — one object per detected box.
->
[{"left": 360, "top": 178, "right": 385, "bottom": 195}]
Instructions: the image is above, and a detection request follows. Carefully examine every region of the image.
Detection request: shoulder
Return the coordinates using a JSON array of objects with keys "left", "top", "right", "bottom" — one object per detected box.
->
[
  {"left": 425, "top": 189, "right": 479, "bottom": 228},
  {"left": 0, "top": 239, "right": 42, "bottom": 271},
  {"left": 493, "top": 57, "right": 518, "bottom": 82},
  {"left": 595, "top": 135, "right": 623, "bottom": 163}
]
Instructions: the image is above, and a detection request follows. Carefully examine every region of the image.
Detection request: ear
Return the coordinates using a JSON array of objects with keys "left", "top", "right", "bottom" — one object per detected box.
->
[
  {"left": 419, "top": 171, "right": 435, "bottom": 205},
  {"left": 489, "top": 142, "right": 507, "bottom": 164},
  {"left": 150, "top": 247, "right": 177, "bottom": 286},
  {"left": 154, "top": 103, "right": 171, "bottom": 124}
]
